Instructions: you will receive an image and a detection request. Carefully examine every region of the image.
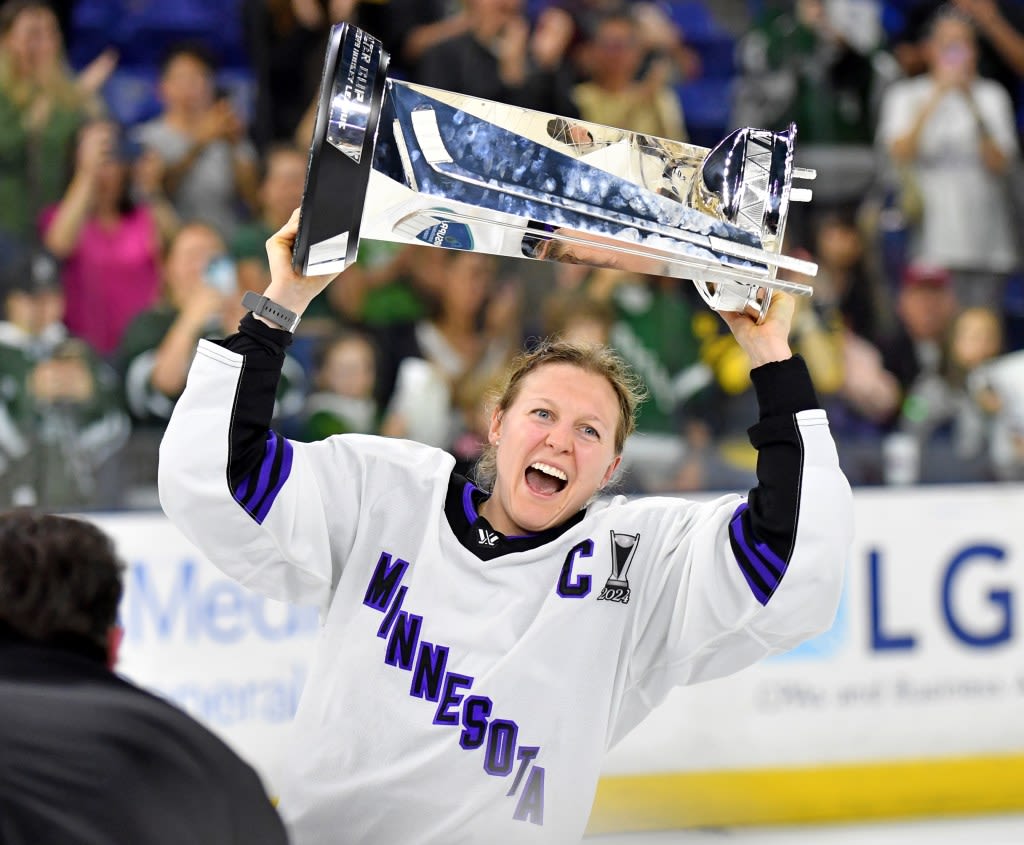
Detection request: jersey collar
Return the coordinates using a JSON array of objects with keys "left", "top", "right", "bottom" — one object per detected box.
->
[{"left": 444, "top": 473, "right": 586, "bottom": 560}]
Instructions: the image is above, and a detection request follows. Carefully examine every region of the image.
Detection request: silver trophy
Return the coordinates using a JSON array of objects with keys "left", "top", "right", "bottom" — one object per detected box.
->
[{"left": 294, "top": 24, "right": 816, "bottom": 322}]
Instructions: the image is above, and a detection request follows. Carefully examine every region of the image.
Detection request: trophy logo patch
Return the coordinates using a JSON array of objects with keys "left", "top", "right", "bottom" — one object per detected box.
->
[
  {"left": 414, "top": 214, "right": 475, "bottom": 250},
  {"left": 598, "top": 531, "right": 639, "bottom": 604}
]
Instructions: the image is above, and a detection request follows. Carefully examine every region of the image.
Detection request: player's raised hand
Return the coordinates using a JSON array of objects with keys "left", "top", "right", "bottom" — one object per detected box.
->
[
  {"left": 262, "top": 208, "right": 341, "bottom": 316},
  {"left": 718, "top": 290, "right": 795, "bottom": 368}
]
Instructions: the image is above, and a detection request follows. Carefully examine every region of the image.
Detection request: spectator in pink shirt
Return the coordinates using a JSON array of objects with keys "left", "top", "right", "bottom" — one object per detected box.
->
[{"left": 40, "top": 119, "right": 174, "bottom": 357}]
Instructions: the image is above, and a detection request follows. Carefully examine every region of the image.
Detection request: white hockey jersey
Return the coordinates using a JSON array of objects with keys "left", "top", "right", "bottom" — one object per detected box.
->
[{"left": 159, "top": 317, "right": 853, "bottom": 845}]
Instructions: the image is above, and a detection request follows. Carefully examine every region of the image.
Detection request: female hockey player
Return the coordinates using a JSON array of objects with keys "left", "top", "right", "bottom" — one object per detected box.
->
[{"left": 159, "top": 209, "right": 853, "bottom": 844}]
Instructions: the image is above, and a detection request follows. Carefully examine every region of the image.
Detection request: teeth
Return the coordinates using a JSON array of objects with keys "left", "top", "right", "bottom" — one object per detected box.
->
[{"left": 531, "top": 462, "right": 567, "bottom": 481}]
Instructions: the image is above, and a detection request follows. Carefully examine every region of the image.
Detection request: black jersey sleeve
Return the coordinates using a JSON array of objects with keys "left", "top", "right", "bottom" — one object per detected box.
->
[
  {"left": 215, "top": 315, "right": 294, "bottom": 496},
  {"left": 729, "top": 355, "right": 821, "bottom": 601}
]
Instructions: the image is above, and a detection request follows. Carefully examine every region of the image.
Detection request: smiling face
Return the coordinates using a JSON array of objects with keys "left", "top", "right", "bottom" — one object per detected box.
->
[
  {"left": 3, "top": 5, "right": 62, "bottom": 80},
  {"left": 927, "top": 15, "right": 977, "bottom": 79},
  {"left": 480, "top": 362, "right": 622, "bottom": 536}
]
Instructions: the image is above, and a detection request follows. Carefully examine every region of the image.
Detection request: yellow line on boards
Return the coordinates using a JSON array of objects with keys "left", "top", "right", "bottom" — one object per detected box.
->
[{"left": 587, "top": 754, "right": 1024, "bottom": 833}]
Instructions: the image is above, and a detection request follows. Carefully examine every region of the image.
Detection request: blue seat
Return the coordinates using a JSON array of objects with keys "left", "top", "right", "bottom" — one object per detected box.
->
[
  {"left": 667, "top": 0, "right": 723, "bottom": 40},
  {"left": 101, "top": 68, "right": 161, "bottom": 128},
  {"left": 68, "top": 0, "right": 122, "bottom": 68},
  {"left": 128, "top": 0, "right": 221, "bottom": 31},
  {"left": 676, "top": 79, "right": 733, "bottom": 148},
  {"left": 116, "top": 0, "right": 246, "bottom": 67},
  {"left": 525, "top": 0, "right": 555, "bottom": 22},
  {"left": 677, "top": 79, "right": 733, "bottom": 127},
  {"left": 70, "top": 0, "right": 120, "bottom": 33},
  {"left": 690, "top": 33, "right": 736, "bottom": 79},
  {"left": 70, "top": 0, "right": 245, "bottom": 66}
]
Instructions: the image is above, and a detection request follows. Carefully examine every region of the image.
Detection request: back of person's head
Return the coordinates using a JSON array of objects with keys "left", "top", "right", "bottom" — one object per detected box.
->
[{"left": 0, "top": 510, "right": 123, "bottom": 653}]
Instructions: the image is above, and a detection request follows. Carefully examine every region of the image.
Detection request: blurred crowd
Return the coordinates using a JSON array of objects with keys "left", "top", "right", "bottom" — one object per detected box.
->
[{"left": 2, "top": 0, "right": 1024, "bottom": 510}]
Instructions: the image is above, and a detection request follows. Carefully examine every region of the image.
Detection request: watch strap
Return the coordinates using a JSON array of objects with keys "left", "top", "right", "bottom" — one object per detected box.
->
[{"left": 241, "top": 291, "right": 301, "bottom": 333}]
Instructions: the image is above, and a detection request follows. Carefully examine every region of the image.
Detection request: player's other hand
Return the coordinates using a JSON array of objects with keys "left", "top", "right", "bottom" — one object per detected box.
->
[
  {"left": 718, "top": 290, "right": 795, "bottom": 368},
  {"left": 263, "top": 208, "right": 341, "bottom": 317}
]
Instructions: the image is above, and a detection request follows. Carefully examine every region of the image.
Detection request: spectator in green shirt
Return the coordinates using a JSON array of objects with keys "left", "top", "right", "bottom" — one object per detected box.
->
[
  {"left": 0, "top": 0, "right": 110, "bottom": 260},
  {"left": 0, "top": 248, "right": 129, "bottom": 509}
]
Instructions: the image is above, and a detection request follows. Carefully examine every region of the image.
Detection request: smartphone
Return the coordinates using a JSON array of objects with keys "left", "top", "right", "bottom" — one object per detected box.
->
[{"left": 204, "top": 255, "right": 238, "bottom": 295}]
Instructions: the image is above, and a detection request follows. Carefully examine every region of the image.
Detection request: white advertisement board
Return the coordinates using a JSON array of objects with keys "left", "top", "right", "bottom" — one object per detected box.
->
[{"left": 603, "top": 484, "right": 1024, "bottom": 774}]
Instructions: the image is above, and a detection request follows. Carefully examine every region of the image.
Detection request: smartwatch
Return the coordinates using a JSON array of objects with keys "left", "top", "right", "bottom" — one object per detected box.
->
[{"left": 241, "top": 291, "right": 301, "bottom": 333}]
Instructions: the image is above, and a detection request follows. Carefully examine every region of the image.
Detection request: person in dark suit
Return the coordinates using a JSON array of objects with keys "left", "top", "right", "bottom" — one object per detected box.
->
[{"left": 0, "top": 509, "right": 290, "bottom": 845}]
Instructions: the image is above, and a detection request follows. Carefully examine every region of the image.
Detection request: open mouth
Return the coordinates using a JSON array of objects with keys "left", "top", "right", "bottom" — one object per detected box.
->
[{"left": 525, "top": 462, "right": 568, "bottom": 495}]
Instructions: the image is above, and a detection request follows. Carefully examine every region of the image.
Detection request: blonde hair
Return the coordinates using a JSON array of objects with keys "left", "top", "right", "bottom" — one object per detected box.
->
[
  {"left": 0, "top": 1, "right": 84, "bottom": 114},
  {"left": 474, "top": 338, "right": 646, "bottom": 490}
]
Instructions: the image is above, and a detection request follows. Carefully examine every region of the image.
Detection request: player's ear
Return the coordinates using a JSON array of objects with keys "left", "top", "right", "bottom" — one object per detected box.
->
[
  {"left": 600, "top": 455, "right": 622, "bottom": 488},
  {"left": 487, "top": 408, "right": 503, "bottom": 446},
  {"left": 106, "top": 625, "right": 124, "bottom": 670}
]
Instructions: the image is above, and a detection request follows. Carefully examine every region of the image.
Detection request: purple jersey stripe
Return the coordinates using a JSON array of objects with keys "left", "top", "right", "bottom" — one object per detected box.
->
[
  {"left": 730, "top": 519, "right": 772, "bottom": 604},
  {"left": 729, "top": 504, "right": 787, "bottom": 605},
  {"left": 729, "top": 507, "right": 780, "bottom": 585},
  {"left": 755, "top": 539, "right": 787, "bottom": 574},
  {"left": 253, "top": 437, "right": 294, "bottom": 523},
  {"left": 234, "top": 473, "right": 253, "bottom": 503},
  {"left": 729, "top": 503, "right": 785, "bottom": 579},
  {"left": 242, "top": 431, "right": 279, "bottom": 511},
  {"left": 462, "top": 481, "right": 479, "bottom": 523}
]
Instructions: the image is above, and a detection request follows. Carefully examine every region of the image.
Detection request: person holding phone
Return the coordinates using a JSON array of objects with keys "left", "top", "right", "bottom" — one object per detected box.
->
[
  {"left": 117, "top": 222, "right": 238, "bottom": 427},
  {"left": 0, "top": 0, "right": 109, "bottom": 263},
  {"left": 40, "top": 118, "right": 166, "bottom": 357},
  {"left": 877, "top": 6, "right": 1019, "bottom": 308}
]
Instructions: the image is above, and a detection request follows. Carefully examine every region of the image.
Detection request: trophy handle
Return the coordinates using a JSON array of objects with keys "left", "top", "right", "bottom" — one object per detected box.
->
[{"left": 691, "top": 124, "right": 815, "bottom": 323}]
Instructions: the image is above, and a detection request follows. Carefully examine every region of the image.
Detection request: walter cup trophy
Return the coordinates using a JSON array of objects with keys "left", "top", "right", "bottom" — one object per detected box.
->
[{"left": 294, "top": 24, "right": 816, "bottom": 322}]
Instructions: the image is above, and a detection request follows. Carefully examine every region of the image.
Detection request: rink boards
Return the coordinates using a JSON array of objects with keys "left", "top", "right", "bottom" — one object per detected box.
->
[{"left": 93, "top": 484, "right": 1024, "bottom": 832}]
